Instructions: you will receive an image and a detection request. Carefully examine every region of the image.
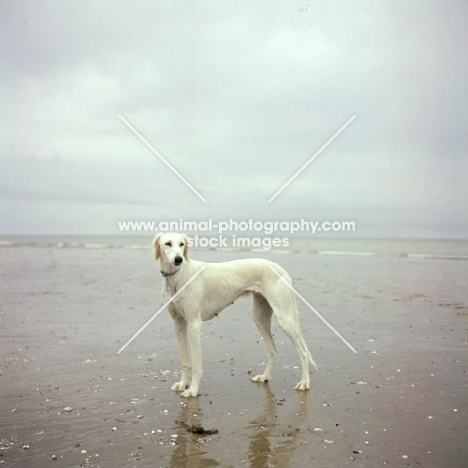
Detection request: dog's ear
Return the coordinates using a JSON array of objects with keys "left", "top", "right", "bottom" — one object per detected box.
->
[
  {"left": 183, "top": 234, "right": 190, "bottom": 262},
  {"left": 151, "top": 233, "right": 162, "bottom": 261}
]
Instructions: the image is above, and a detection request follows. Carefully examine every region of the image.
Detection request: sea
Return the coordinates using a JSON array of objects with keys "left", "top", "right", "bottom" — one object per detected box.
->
[{"left": 1, "top": 235, "right": 467, "bottom": 260}]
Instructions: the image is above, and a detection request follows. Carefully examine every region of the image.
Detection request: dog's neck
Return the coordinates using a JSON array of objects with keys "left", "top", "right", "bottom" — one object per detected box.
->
[{"left": 160, "top": 263, "right": 181, "bottom": 286}]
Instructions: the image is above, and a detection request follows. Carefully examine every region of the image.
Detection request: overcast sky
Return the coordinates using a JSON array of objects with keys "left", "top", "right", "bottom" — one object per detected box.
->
[{"left": 1, "top": 0, "right": 467, "bottom": 238}]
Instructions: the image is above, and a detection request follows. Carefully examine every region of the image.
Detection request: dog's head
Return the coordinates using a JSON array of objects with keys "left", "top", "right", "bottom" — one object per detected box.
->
[{"left": 152, "top": 232, "right": 190, "bottom": 266}]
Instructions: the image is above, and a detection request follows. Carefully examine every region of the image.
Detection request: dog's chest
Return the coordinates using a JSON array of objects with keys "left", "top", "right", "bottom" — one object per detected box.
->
[{"left": 163, "top": 286, "right": 230, "bottom": 322}]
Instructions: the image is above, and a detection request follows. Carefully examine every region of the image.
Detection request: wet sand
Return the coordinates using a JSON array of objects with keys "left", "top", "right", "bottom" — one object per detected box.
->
[{"left": 1, "top": 244, "right": 467, "bottom": 467}]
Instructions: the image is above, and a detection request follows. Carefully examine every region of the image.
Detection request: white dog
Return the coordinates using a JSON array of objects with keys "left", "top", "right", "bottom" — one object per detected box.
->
[{"left": 152, "top": 232, "right": 317, "bottom": 398}]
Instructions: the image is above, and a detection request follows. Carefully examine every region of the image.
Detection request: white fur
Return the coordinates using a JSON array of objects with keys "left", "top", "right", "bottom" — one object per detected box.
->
[{"left": 152, "top": 232, "right": 317, "bottom": 398}]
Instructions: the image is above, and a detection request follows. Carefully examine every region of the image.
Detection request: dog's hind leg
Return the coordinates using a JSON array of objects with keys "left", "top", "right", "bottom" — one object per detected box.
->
[
  {"left": 263, "top": 266, "right": 317, "bottom": 390},
  {"left": 275, "top": 311, "right": 316, "bottom": 391},
  {"left": 251, "top": 293, "right": 279, "bottom": 384}
]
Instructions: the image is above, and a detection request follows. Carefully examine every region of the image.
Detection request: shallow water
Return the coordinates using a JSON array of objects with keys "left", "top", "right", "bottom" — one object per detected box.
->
[{"left": 1, "top": 235, "right": 467, "bottom": 258}]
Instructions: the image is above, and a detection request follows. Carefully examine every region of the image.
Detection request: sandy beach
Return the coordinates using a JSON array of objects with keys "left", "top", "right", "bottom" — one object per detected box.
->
[{"left": 1, "top": 240, "right": 467, "bottom": 467}]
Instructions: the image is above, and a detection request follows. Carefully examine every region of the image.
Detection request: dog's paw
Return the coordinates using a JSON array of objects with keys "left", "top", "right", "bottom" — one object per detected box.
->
[
  {"left": 294, "top": 379, "right": 310, "bottom": 391},
  {"left": 171, "top": 381, "right": 189, "bottom": 392},
  {"left": 251, "top": 375, "right": 269, "bottom": 383},
  {"left": 180, "top": 388, "right": 198, "bottom": 398}
]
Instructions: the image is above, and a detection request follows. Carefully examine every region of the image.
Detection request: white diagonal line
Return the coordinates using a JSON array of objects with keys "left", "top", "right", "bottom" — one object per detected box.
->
[
  {"left": 268, "top": 115, "right": 356, "bottom": 202},
  {"left": 269, "top": 266, "right": 357, "bottom": 353},
  {"left": 118, "top": 114, "right": 207, "bottom": 202},
  {"left": 117, "top": 266, "right": 206, "bottom": 354}
]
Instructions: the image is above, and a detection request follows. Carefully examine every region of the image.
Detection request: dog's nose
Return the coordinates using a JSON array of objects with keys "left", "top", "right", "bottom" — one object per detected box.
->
[{"left": 174, "top": 256, "right": 183, "bottom": 265}]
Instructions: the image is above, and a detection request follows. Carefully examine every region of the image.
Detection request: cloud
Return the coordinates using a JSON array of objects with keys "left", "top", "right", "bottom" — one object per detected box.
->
[{"left": 0, "top": 0, "right": 467, "bottom": 237}]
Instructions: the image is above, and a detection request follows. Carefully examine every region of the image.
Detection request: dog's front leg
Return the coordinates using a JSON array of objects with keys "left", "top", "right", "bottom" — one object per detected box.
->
[
  {"left": 170, "top": 314, "right": 191, "bottom": 392},
  {"left": 180, "top": 319, "right": 203, "bottom": 398}
]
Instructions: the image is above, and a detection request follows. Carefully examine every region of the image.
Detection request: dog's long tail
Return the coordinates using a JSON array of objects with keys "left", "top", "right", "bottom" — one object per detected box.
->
[
  {"left": 290, "top": 294, "right": 319, "bottom": 370},
  {"left": 307, "top": 346, "right": 319, "bottom": 371}
]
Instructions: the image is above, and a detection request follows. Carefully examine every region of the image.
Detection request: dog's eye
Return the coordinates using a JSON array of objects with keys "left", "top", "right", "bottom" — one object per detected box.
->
[
  {"left": 164, "top": 242, "right": 172, "bottom": 247},
  {"left": 179, "top": 243, "right": 185, "bottom": 247}
]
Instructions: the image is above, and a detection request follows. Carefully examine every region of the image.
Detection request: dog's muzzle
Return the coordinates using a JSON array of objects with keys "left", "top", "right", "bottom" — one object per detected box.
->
[{"left": 174, "top": 256, "right": 183, "bottom": 266}]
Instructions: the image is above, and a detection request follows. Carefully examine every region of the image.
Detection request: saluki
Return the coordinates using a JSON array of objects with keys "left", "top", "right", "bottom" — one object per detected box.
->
[{"left": 152, "top": 232, "right": 317, "bottom": 398}]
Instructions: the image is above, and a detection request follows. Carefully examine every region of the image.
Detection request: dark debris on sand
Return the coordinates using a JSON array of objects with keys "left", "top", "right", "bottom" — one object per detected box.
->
[{"left": 176, "top": 420, "right": 219, "bottom": 435}]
